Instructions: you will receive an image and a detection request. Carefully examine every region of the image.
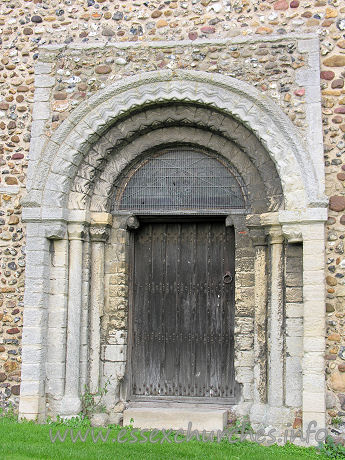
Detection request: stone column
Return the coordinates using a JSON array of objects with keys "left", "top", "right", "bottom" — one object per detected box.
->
[
  {"left": 267, "top": 224, "right": 285, "bottom": 410},
  {"left": 60, "top": 223, "right": 85, "bottom": 416},
  {"left": 80, "top": 237, "right": 91, "bottom": 392},
  {"left": 89, "top": 223, "right": 110, "bottom": 394},
  {"left": 46, "top": 237, "right": 69, "bottom": 407},
  {"left": 248, "top": 227, "right": 268, "bottom": 406},
  {"left": 301, "top": 223, "right": 326, "bottom": 431}
]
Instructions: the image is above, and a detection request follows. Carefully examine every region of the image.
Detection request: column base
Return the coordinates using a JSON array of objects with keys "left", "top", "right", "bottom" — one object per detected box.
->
[
  {"left": 57, "top": 395, "right": 82, "bottom": 417},
  {"left": 249, "top": 403, "right": 295, "bottom": 432},
  {"left": 249, "top": 403, "right": 267, "bottom": 426}
]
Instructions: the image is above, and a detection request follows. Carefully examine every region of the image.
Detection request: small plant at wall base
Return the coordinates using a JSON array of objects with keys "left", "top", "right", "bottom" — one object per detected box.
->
[
  {"left": 331, "top": 417, "right": 342, "bottom": 428},
  {"left": 0, "top": 404, "right": 17, "bottom": 422},
  {"left": 81, "top": 378, "right": 111, "bottom": 417},
  {"left": 317, "top": 435, "right": 345, "bottom": 459}
]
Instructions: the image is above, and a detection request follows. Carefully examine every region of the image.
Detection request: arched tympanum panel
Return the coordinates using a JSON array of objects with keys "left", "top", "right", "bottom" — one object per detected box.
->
[{"left": 114, "top": 148, "right": 247, "bottom": 214}]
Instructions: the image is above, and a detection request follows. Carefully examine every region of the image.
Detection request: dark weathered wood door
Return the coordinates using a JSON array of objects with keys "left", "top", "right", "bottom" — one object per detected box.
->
[{"left": 130, "top": 221, "right": 235, "bottom": 401}]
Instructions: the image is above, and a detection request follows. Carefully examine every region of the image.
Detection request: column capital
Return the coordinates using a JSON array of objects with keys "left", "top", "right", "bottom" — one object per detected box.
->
[
  {"left": 44, "top": 220, "right": 67, "bottom": 240},
  {"left": 68, "top": 223, "right": 87, "bottom": 240},
  {"left": 89, "top": 224, "right": 110, "bottom": 243},
  {"left": 282, "top": 223, "right": 303, "bottom": 243},
  {"left": 266, "top": 224, "right": 284, "bottom": 245}
]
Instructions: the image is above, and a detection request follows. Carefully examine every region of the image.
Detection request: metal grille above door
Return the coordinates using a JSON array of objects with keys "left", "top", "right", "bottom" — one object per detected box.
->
[{"left": 114, "top": 148, "right": 247, "bottom": 213}]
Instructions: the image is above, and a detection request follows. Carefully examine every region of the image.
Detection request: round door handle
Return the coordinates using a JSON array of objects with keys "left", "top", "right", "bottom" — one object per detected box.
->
[{"left": 223, "top": 272, "right": 233, "bottom": 284}]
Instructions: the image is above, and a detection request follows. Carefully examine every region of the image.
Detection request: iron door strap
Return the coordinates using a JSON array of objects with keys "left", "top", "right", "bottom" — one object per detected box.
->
[{"left": 223, "top": 271, "right": 233, "bottom": 284}]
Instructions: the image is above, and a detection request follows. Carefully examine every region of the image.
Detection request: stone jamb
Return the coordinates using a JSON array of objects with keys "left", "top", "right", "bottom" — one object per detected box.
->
[
  {"left": 281, "top": 212, "right": 327, "bottom": 434},
  {"left": 89, "top": 214, "right": 112, "bottom": 394},
  {"left": 227, "top": 215, "right": 255, "bottom": 412},
  {"left": 247, "top": 225, "right": 268, "bottom": 413}
]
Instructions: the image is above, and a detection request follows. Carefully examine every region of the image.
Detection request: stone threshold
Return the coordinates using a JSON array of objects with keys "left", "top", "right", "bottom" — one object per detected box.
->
[{"left": 123, "top": 406, "right": 228, "bottom": 432}]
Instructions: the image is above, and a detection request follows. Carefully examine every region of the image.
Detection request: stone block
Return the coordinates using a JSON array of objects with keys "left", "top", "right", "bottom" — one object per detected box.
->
[
  {"left": 303, "top": 392, "right": 325, "bottom": 413},
  {"left": 22, "top": 345, "right": 43, "bottom": 363},
  {"left": 46, "top": 378, "right": 65, "bottom": 398},
  {"left": 286, "top": 318, "right": 303, "bottom": 337},
  {"left": 19, "top": 396, "right": 42, "bottom": 417},
  {"left": 21, "top": 363, "right": 42, "bottom": 380},
  {"left": 236, "top": 334, "right": 253, "bottom": 351},
  {"left": 35, "top": 74, "right": 55, "bottom": 88},
  {"left": 302, "top": 411, "right": 326, "bottom": 432},
  {"left": 235, "top": 366, "right": 253, "bottom": 383},
  {"left": 235, "top": 351, "right": 254, "bottom": 367},
  {"left": 123, "top": 407, "right": 228, "bottom": 431},
  {"left": 285, "top": 287, "right": 303, "bottom": 303},
  {"left": 22, "top": 327, "right": 46, "bottom": 346},
  {"left": 286, "top": 302, "right": 303, "bottom": 318},
  {"left": 236, "top": 258, "right": 254, "bottom": 272},
  {"left": 285, "top": 257, "right": 302, "bottom": 274},
  {"left": 20, "top": 307, "right": 47, "bottom": 327},
  {"left": 103, "top": 361, "right": 126, "bottom": 379},
  {"left": 303, "top": 353, "right": 324, "bottom": 373},
  {"left": 285, "top": 356, "right": 302, "bottom": 398},
  {"left": 285, "top": 273, "right": 303, "bottom": 289},
  {"left": 108, "top": 330, "right": 127, "bottom": 345},
  {"left": 303, "top": 337, "right": 325, "bottom": 353},
  {"left": 303, "top": 315, "right": 325, "bottom": 337},
  {"left": 20, "top": 380, "right": 44, "bottom": 397},
  {"left": 286, "top": 337, "right": 303, "bottom": 356},
  {"left": 102, "top": 344, "right": 127, "bottom": 362},
  {"left": 234, "top": 317, "right": 254, "bottom": 335},
  {"left": 303, "top": 374, "right": 325, "bottom": 394}
]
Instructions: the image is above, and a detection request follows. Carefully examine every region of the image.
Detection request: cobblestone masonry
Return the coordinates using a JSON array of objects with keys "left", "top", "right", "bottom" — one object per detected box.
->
[{"left": 0, "top": 0, "right": 345, "bottom": 431}]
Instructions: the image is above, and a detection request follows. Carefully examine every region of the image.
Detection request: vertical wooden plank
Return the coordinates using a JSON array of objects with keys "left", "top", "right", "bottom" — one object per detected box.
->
[
  {"left": 165, "top": 223, "right": 178, "bottom": 392},
  {"left": 150, "top": 223, "right": 165, "bottom": 395},
  {"left": 175, "top": 223, "right": 182, "bottom": 396},
  {"left": 133, "top": 223, "right": 152, "bottom": 395},
  {"left": 222, "top": 225, "right": 235, "bottom": 397},
  {"left": 178, "top": 223, "right": 193, "bottom": 396},
  {"left": 195, "top": 223, "right": 208, "bottom": 397}
]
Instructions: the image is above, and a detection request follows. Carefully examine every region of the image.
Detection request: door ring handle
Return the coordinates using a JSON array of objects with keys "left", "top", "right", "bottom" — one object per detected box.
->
[{"left": 223, "top": 272, "right": 233, "bottom": 284}]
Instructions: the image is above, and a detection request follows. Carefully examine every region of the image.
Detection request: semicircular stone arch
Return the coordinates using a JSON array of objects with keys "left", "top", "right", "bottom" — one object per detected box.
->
[
  {"left": 87, "top": 126, "right": 273, "bottom": 214},
  {"left": 25, "top": 70, "right": 327, "bottom": 219},
  {"left": 69, "top": 103, "right": 282, "bottom": 215}
]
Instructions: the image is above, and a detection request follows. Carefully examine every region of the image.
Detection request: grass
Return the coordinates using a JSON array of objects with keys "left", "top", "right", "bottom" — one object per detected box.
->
[{"left": 0, "top": 413, "right": 340, "bottom": 460}]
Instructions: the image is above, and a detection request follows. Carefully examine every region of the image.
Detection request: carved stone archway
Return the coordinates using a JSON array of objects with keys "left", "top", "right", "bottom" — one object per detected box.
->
[{"left": 20, "top": 70, "right": 327, "bottom": 435}]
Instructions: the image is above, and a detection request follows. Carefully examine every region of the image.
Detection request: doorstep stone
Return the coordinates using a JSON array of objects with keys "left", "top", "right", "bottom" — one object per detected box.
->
[{"left": 123, "top": 407, "right": 228, "bottom": 431}]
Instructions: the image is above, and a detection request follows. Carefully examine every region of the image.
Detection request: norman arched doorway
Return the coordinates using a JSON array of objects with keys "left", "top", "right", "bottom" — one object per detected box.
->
[{"left": 19, "top": 70, "right": 327, "bottom": 435}]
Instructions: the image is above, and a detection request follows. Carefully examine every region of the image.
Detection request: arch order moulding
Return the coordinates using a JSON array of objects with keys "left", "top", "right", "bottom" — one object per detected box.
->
[{"left": 20, "top": 69, "right": 328, "bottom": 435}]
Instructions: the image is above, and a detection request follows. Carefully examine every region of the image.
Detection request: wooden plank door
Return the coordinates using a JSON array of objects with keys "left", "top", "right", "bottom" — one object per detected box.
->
[{"left": 130, "top": 221, "right": 235, "bottom": 401}]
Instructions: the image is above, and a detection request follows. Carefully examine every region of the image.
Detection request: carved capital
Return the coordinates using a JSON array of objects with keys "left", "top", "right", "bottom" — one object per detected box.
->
[
  {"left": 89, "top": 225, "right": 110, "bottom": 243},
  {"left": 266, "top": 224, "right": 284, "bottom": 245},
  {"left": 44, "top": 222, "right": 67, "bottom": 240},
  {"left": 126, "top": 215, "right": 140, "bottom": 231},
  {"left": 68, "top": 223, "right": 86, "bottom": 241},
  {"left": 248, "top": 227, "right": 267, "bottom": 247},
  {"left": 282, "top": 224, "right": 303, "bottom": 243}
]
